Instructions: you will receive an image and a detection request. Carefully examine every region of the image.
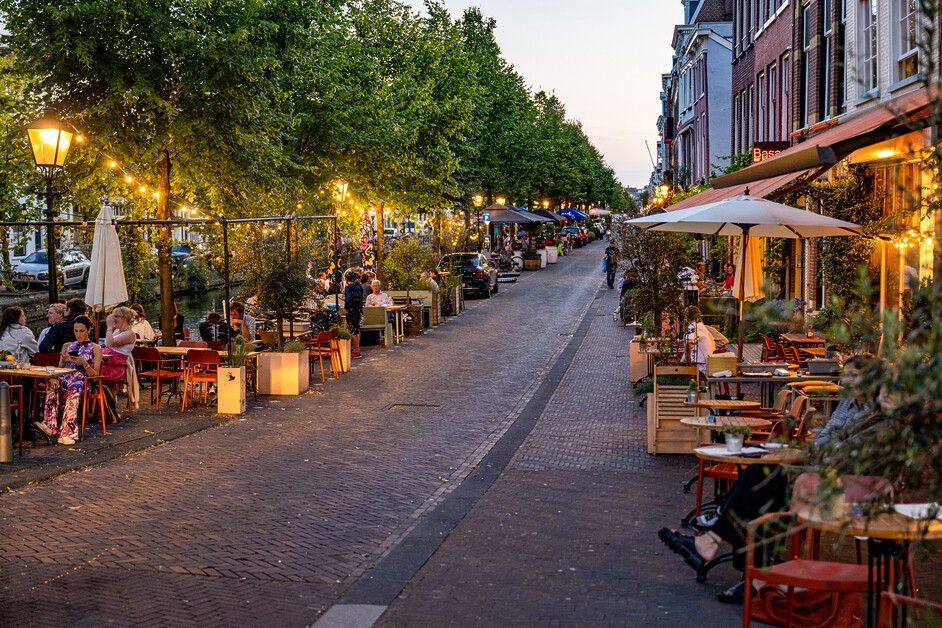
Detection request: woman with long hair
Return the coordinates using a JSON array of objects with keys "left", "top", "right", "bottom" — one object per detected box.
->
[
  {"left": 0, "top": 306, "right": 39, "bottom": 362},
  {"left": 34, "top": 315, "right": 102, "bottom": 445}
]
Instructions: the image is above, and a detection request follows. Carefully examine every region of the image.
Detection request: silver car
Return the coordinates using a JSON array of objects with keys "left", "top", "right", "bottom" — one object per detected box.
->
[{"left": 15, "top": 249, "right": 91, "bottom": 288}]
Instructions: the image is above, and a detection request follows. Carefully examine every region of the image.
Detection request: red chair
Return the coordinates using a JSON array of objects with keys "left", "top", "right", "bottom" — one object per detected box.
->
[
  {"left": 206, "top": 341, "right": 226, "bottom": 351},
  {"left": 133, "top": 346, "right": 183, "bottom": 410},
  {"left": 308, "top": 330, "right": 339, "bottom": 383},
  {"left": 181, "top": 350, "right": 219, "bottom": 412},
  {"left": 30, "top": 352, "right": 61, "bottom": 424},
  {"left": 81, "top": 376, "right": 109, "bottom": 441},
  {"left": 760, "top": 336, "right": 775, "bottom": 361},
  {"left": 742, "top": 473, "right": 890, "bottom": 628},
  {"left": 179, "top": 340, "right": 208, "bottom": 348}
]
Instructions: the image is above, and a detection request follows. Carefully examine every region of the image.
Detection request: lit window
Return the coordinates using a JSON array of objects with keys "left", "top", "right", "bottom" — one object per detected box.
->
[
  {"left": 896, "top": 0, "right": 919, "bottom": 80},
  {"left": 859, "top": 0, "right": 878, "bottom": 94}
]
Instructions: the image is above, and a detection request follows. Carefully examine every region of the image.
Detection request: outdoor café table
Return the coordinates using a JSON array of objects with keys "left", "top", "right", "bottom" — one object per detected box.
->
[
  {"left": 386, "top": 305, "right": 405, "bottom": 344},
  {"left": 693, "top": 443, "right": 803, "bottom": 466},
  {"left": 683, "top": 399, "right": 762, "bottom": 412},
  {"left": 681, "top": 414, "right": 771, "bottom": 445},
  {"left": 780, "top": 333, "right": 827, "bottom": 347},
  {"left": 796, "top": 506, "right": 942, "bottom": 628},
  {"left": 707, "top": 374, "right": 840, "bottom": 408}
]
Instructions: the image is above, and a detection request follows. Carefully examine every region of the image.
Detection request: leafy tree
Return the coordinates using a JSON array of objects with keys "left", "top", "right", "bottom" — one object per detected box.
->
[
  {"left": 0, "top": 0, "right": 325, "bottom": 342},
  {"left": 381, "top": 237, "right": 435, "bottom": 300}
]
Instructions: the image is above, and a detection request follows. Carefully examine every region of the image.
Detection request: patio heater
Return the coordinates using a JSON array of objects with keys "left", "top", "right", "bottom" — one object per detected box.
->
[{"left": 25, "top": 109, "right": 74, "bottom": 305}]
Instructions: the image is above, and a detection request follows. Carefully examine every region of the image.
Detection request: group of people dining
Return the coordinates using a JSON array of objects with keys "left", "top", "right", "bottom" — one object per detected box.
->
[{"left": 0, "top": 298, "right": 146, "bottom": 445}]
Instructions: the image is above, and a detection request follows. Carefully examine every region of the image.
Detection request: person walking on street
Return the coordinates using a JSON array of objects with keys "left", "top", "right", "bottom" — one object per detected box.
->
[
  {"left": 603, "top": 243, "right": 618, "bottom": 289},
  {"left": 343, "top": 271, "right": 364, "bottom": 358}
]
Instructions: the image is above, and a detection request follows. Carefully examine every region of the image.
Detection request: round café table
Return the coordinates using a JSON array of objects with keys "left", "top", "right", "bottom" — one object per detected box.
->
[
  {"left": 683, "top": 399, "right": 762, "bottom": 412},
  {"left": 796, "top": 507, "right": 942, "bottom": 628},
  {"left": 680, "top": 415, "right": 772, "bottom": 431}
]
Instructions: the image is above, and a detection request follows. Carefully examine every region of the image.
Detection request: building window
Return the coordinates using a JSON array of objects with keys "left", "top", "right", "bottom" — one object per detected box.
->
[
  {"left": 748, "top": 83, "right": 754, "bottom": 148},
  {"left": 859, "top": 0, "right": 878, "bottom": 95},
  {"left": 838, "top": 0, "right": 847, "bottom": 112},
  {"left": 758, "top": 72, "right": 766, "bottom": 141},
  {"left": 782, "top": 54, "right": 790, "bottom": 138},
  {"left": 801, "top": 5, "right": 811, "bottom": 127},
  {"left": 895, "top": 0, "right": 919, "bottom": 81},
  {"left": 823, "top": 33, "right": 832, "bottom": 117},
  {"left": 769, "top": 64, "right": 778, "bottom": 140}
]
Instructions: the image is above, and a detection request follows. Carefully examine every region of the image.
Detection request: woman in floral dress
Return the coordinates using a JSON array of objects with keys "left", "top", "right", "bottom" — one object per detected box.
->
[{"left": 34, "top": 315, "right": 102, "bottom": 445}]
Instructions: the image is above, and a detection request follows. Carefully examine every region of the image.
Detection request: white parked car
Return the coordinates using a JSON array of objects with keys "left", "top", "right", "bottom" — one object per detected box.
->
[{"left": 15, "top": 249, "right": 91, "bottom": 288}]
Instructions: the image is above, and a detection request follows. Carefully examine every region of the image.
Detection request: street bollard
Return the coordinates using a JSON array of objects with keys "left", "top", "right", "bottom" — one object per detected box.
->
[{"left": 0, "top": 382, "right": 11, "bottom": 462}]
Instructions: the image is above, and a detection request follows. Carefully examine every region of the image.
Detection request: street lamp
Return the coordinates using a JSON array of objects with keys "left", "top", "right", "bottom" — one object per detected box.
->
[
  {"left": 26, "top": 109, "right": 74, "bottom": 304},
  {"left": 496, "top": 197, "right": 505, "bottom": 206},
  {"left": 472, "top": 194, "right": 484, "bottom": 251},
  {"left": 543, "top": 200, "right": 549, "bottom": 210}
]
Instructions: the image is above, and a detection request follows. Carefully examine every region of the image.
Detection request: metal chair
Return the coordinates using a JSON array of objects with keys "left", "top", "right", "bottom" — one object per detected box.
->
[
  {"left": 181, "top": 350, "right": 220, "bottom": 412},
  {"left": 307, "top": 329, "right": 339, "bottom": 383},
  {"left": 133, "top": 346, "right": 183, "bottom": 410}
]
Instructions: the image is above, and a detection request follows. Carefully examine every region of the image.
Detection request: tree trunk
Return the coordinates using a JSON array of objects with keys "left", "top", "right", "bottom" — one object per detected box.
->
[
  {"left": 433, "top": 209, "right": 441, "bottom": 256},
  {"left": 156, "top": 149, "right": 175, "bottom": 347},
  {"left": 375, "top": 203, "right": 385, "bottom": 272},
  {"left": 463, "top": 195, "right": 472, "bottom": 251}
]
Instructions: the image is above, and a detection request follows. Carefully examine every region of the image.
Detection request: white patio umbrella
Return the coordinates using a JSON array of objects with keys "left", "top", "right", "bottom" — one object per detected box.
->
[
  {"left": 588, "top": 208, "right": 611, "bottom": 216},
  {"left": 624, "top": 195, "right": 864, "bottom": 357},
  {"left": 85, "top": 206, "right": 128, "bottom": 311}
]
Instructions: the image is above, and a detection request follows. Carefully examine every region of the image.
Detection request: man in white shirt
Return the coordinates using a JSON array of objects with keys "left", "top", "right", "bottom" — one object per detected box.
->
[
  {"left": 683, "top": 306, "right": 716, "bottom": 373},
  {"left": 365, "top": 280, "right": 390, "bottom": 307}
]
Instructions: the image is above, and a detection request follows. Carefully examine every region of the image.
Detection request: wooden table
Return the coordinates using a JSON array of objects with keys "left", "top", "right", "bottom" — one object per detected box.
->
[
  {"left": 155, "top": 347, "right": 259, "bottom": 359},
  {"left": 0, "top": 365, "right": 76, "bottom": 378},
  {"left": 780, "top": 333, "right": 826, "bottom": 346},
  {"left": 684, "top": 399, "right": 762, "bottom": 412},
  {"left": 707, "top": 374, "right": 840, "bottom": 408},
  {"left": 693, "top": 443, "right": 802, "bottom": 466},
  {"left": 386, "top": 305, "right": 405, "bottom": 344},
  {"left": 797, "top": 507, "right": 942, "bottom": 627},
  {"left": 680, "top": 415, "right": 772, "bottom": 430}
]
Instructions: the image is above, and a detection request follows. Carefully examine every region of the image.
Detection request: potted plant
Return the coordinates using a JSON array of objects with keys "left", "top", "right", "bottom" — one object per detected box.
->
[
  {"left": 382, "top": 237, "right": 436, "bottom": 335},
  {"left": 257, "top": 339, "right": 310, "bottom": 395},
  {"left": 521, "top": 247, "right": 541, "bottom": 271},
  {"left": 218, "top": 336, "right": 251, "bottom": 415},
  {"left": 334, "top": 326, "right": 353, "bottom": 373},
  {"left": 720, "top": 425, "right": 752, "bottom": 453},
  {"left": 545, "top": 230, "right": 558, "bottom": 264},
  {"left": 687, "top": 379, "right": 700, "bottom": 404}
]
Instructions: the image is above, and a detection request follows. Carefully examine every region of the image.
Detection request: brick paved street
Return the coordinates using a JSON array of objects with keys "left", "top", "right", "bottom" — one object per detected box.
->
[{"left": 3, "top": 238, "right": 940, "bottom": 627}]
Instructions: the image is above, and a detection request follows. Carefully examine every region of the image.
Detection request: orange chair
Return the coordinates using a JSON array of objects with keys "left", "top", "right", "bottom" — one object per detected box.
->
[
  {"left": 308, "top": 330, "right": 339, "bottom": 383},
  {"left": 181, "top": 350, "right": 219, "bottom": 412},
  {"left": 80, "top": 376, "right": 109, "bottom": 441},
  {"left": 878, "top": 591, "right": 942, "bottom": 628},
  {"left": 741, "top": 473, "right": 889, "bottom": 628},
  {"left": 133, "top": 346, "right": 183, "bottom": 410},
  {"left": 179, "top": 340, "right": 208, "bottom": 348}
]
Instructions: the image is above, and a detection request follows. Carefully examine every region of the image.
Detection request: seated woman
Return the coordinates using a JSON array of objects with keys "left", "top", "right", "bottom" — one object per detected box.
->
[
  {"left": 198, "top": 312, "right": 236, "bottom": 342},
  {"left": 0, "top": 306, "right": 39, "bottom": 363},
  {"left": 130, "top": 303, "right": 156, "bottom": 342},
  {"left": 101, "top": 307, "right": 136, "bottom": 384},
  {"left": 722, "top": 262, "right": 735, "bottom": 292},
  {"left": 34, "top": 315, "right": 102, "bottom": 445},
  {"left": 657, "top": 356, "right": 883, "bottom": 603}
]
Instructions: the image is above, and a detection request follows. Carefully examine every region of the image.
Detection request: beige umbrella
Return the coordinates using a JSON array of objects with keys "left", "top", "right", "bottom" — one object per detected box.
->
[
  {"left": 732, "top": 236, "right": 765, "bottom": 303},
  {"left": 625, "top": 195, "right": 863, "bottom": 357},
  {"left": 85, "top": 206, "right": 128, "bottom": 311}
]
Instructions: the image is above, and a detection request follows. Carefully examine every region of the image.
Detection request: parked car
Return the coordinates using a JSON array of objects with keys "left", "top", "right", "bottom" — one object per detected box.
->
[
  {"left": 171, "top": 243, "right": 193, "bottom": 267},
  {"left": 383, "top": 228, "right": 400, "bottom": 239},
  {"left": 561, "top": 226, "right": 585, "bottom": 248},
  {"left": 438, "top": 253, "right": 498, "bottom": 298},
  {"left": 15, "top": 249, "right": 91, "bottom": 288}
]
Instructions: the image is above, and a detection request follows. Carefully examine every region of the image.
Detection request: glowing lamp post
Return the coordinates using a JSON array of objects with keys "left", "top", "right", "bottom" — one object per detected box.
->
[
  {"left": 26, "top": 110, "right": 74, "bottom": 304},
  {"left": 472, "top": 194, "right": 484, "bottom": 251}
]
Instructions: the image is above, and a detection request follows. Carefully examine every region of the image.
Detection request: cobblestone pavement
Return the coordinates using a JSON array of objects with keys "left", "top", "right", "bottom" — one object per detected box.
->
[
  {"left": 377, "top": 286, "right": 942, "bottom": 627},
  {"left": 1, "top": 243, "right": 605, "bottom": 626}
]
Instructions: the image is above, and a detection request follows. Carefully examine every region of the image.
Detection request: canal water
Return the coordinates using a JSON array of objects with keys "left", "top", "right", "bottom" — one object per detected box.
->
[{"left": 141, "top": 288, "right": 230, "bottom": 333}]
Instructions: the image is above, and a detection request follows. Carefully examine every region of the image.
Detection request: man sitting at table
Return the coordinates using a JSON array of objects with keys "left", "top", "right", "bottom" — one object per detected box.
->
[
  {"left": 365, "top": 280, "right": 390, "bottom": 307},
  {"left": 39, "top": 298, "right": 87, "bottom": 353},
  {"left": 682, "top": 306, "right": 716, "bottom": 373},
  {"left": 198, "top": 312, "right": 236, "bottom": 343},
  {"left": 657, "top": 356, "right": 880, "bottom": 603}
]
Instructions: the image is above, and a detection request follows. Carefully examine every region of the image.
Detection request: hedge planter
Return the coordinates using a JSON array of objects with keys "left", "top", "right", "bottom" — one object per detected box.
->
[
  {"left": 523, "top": 259, "right": 541, "bottom": 271},
  {"left": 546, "top": 246, "right": 558, "bottom": 264},
  {"left": 539, "top": 248, "right": 547, "bottom": 268},
  {"left": 257, "top": 352, "right": 310, "bottom": 395},
  {"left": 217, "top": 366, "right": 246, "bottom": 415},
  {"left": 404, "top": 304, "right": 424, "bottom": 336}
]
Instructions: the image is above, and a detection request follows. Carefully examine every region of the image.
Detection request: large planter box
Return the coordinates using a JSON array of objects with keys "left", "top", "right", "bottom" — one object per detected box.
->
[
  {"left": 546, "top": 246, "right": 558, "bottom": 264},
  {"left": 523, "top": 259, "right": 541, "bottom": 271},
  {"left": 257, "top": 352, "right": 310, "bottom": 395},
  {"left": 336, "top": 338, "right": 351, "bottom": 372},
  {"left": 217, "top": 366, "right": 246, "bottom": 415},
  {"left": 404, "top": 305, "right": 424, "bottom": 336},
  {"left": 539, "top": 248, "right": 547, "bottom": 268}
]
